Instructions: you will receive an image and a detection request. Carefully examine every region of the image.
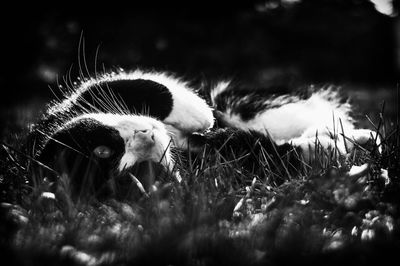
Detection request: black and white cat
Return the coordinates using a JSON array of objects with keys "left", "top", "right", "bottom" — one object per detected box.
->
[{"left": 28, "top": 69, "right": 379, "bottom": 199}]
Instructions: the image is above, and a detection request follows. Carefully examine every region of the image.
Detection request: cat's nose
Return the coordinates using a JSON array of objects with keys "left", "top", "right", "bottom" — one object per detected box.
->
[{"left": 135, "top": 129, "right": 155, "bottom": 144}]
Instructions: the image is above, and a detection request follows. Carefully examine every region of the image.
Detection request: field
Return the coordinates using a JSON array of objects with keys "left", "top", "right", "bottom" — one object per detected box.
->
[{"left": 1, "top": 2, "right": 400, "bottom": 266}]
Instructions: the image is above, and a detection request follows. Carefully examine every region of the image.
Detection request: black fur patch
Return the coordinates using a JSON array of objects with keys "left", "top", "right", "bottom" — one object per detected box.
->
[
  {"left": 37, "top": 118, "right": 125, "bottom": 198},
  {"left": 78, "top": 79, "right": 174, "bottom": 120},
  {"left": 213, "top": 87, "right": 295, "bottom": 121}
]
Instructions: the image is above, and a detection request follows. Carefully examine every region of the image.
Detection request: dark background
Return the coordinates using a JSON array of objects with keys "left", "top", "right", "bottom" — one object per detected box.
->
[{"left": 1, "top": 0, "right": 399, "bottom": 137}]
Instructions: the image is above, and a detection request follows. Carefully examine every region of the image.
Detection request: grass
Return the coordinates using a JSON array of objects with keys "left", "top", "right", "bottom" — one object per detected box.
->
[{"left": 1, "top": 103, "right": 400, "bottom": 266}]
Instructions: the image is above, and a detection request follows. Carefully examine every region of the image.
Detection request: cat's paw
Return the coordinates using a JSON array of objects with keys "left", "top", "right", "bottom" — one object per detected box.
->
[{"left": 290, "top": 128, "right": 380, "bottom": 162}]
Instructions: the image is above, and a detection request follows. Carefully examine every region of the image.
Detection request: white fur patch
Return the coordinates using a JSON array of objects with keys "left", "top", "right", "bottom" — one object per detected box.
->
[
  {"left": 219, "top": 89, "right": 355, "bottom": 145},
  {"left": 210, "top": 81, "right": 231, "bottom": 106},
  {"left": 290, "top": 128, "right": 380, "bottom": 161}
]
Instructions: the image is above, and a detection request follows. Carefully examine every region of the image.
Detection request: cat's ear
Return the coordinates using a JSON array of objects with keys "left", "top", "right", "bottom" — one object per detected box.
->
[
  {"left": 30, "top": 128, "right": 71, "bottom": 187},
  {"left": 38, "top": 126, "right": 80, "bottom": 163}
]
